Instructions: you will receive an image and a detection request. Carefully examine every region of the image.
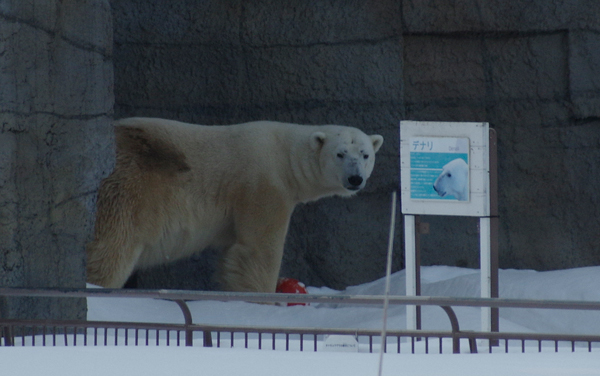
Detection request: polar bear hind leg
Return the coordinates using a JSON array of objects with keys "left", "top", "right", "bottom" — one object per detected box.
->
[{"left": 87, "top": 239, "right": 144, "bottom": 288}]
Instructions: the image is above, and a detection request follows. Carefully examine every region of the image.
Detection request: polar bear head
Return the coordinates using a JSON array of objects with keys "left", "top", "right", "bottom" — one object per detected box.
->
[
  {"left": 310, "top": 126, "right": 384, "bottom": 196},
  {"left": 433, "top": 158, "right": 469, "bottom": 201}
]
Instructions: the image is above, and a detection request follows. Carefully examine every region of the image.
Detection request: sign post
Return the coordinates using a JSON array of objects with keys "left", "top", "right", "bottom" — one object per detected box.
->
[{"left": 400, "top": 121, "right": 498, "bottom": 335}]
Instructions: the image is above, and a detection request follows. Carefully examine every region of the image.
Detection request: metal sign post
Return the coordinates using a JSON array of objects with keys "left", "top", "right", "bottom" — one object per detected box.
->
[
  {"left": 404, "top": 214, "right": 419, "bottom": 330},
  {"left": 482, "top": 128, "right": 499, "bottom": 335},
  {"left": 400, "top": 121, "right": 498, "bottom": 335}
]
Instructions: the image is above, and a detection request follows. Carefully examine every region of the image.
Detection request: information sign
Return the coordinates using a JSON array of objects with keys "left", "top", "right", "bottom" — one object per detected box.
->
[
  {"left": 399, "top": 120, "right": 498, "bottom": 336},
  {"left": 400, "top": 121, "right": 490, "bottom": 217}
]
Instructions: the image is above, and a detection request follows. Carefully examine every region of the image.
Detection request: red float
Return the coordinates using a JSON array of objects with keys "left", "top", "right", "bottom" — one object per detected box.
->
[{"left": 276, "top": 278, "right": 308, "bottom": 306}]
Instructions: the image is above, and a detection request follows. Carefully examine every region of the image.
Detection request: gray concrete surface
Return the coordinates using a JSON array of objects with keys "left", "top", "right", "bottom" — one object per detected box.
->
[{"left": 0, "top": 0, "right": 114, "bottom": 319}]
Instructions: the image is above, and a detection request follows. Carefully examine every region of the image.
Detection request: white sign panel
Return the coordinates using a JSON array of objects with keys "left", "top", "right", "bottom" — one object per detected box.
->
[
  {"left": 322, "top": 335, "right": 359, "bottom": 352},
  {"left": 401, "top": 121, "right": 490, "bottom": 216}
]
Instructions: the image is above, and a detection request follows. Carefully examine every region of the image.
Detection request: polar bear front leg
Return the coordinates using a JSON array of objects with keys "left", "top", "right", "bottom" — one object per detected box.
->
[
  {"left": 218, "top": 198, "right": 293, "bottom": 293},
  {"left": 219, "top": 242, "right": 284, "bottom": 293}
]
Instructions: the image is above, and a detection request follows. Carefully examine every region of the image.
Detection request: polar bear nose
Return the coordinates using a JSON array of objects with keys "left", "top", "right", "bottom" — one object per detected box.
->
[{"left": 347, "top": 175, "right": 363, "bottom": 188}]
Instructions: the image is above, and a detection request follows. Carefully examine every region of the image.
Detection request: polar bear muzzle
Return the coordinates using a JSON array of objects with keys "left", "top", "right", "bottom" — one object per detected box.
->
[{"left": 346, "top": 175, "right": 364, "bottom": 190}]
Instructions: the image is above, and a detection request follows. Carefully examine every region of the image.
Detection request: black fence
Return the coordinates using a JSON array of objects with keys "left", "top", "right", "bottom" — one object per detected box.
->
[{"left": 1, "top": 288, "right": 600, "bottom": 354}]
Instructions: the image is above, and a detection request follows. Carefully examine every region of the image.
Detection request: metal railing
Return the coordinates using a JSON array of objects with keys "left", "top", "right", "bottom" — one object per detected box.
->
[{"left": 2, "top": 287, "right": 600, "bottom": 354}]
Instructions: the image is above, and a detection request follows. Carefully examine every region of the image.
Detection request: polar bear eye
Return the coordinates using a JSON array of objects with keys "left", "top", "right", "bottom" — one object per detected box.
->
[
  {"left": 447, "top": 173, "right": 452, "bottom": 177},
  {"left": 363, "top": 154, "right": 369, "bottom": 160},
  {"left": 337, "top": 153, "right": 344, "bottom": 159}
]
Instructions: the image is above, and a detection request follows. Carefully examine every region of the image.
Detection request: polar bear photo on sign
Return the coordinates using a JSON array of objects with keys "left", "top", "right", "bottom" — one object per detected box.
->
[
  {"left": 86, "top": 117, "right": 383, "bottom": 292},
  {"left": 433, "top": 158, "right": 469, "bottom": 201}
]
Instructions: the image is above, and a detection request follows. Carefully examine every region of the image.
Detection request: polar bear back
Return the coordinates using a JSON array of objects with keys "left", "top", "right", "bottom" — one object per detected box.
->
[{"left": 116, "top": 117, "right": 378, "bottom": 203}]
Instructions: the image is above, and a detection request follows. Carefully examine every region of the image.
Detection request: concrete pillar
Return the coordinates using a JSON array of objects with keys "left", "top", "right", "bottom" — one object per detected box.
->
[{"left": 0, "top": 0, "right": 114, "bottom": 319}]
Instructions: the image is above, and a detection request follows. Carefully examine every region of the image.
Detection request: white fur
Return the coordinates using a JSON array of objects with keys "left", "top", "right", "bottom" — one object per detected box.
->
[
  {"left": 86, "top": 118, "right": 383, "bottom": 291},
  {"left": 433, "top": 158, "right": 469, "bottom": 201}
]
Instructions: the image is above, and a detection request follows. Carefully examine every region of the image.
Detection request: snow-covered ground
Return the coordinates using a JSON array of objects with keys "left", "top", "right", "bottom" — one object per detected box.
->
[{"left": 3, "top": 266, "right": 600, "bottom": 375}]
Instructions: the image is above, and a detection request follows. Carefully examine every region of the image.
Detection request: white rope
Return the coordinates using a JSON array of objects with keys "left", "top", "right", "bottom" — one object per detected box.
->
[{"left": 377, "top": 191, "right": 397, "bottom": 376}]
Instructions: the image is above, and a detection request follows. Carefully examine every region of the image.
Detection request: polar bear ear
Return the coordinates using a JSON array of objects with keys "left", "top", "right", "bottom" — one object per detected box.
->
[
  {"left": 310, "top": 131, "right": 327, "bottom": 151},
  {"left": 370, "top": 135, "right": 384, "bottom": 153}
]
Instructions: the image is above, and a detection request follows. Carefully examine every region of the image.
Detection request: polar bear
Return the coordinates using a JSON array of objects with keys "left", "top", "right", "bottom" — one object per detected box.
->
[
  {"left": 86, "top": 117, "right": 383, "bottom": 292},
  {"left": 433, "top": 158, "right": 469, "bottom": 201}
]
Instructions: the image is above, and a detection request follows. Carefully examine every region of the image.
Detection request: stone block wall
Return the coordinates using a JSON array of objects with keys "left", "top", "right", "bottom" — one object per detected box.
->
[
  {"left": 402, "top": 1, "right": 600, "bottom": 270},
  {"left": 0, "top": 0, "right": 114, "bottom": 318},
  {"left": 111, "top": 0, "right": 600, "bottom": 290}
]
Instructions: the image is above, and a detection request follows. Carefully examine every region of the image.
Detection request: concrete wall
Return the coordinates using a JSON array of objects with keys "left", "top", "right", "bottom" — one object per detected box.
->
[
  {"left": 403, "top": 1, "right": 600, "bottom": 270},
  {"left": 0, "top": 0, "right": 114, "bottom": 318},
  {"left": 111, "top": 0, "right": 600, "bottom": 290}
]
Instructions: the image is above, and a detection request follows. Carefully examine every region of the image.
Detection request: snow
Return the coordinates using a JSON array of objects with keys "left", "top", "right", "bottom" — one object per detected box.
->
[
  {"left": 3, "top": 266, "right": 600, "bottom": 375},
  {"left": 4, "top": 347, "right": 600, "bottom": 376}
]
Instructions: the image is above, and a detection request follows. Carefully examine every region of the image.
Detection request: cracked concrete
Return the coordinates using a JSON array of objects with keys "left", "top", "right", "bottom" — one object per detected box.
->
[{"left": 0, "top": 0, "right": 114, "bottom": 320}]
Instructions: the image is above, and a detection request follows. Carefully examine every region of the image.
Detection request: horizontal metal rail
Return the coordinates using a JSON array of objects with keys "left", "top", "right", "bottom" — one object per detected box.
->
[
  {"left": 3, "top": 287, "right": 600, "bottom": 310},
  {"left": 3, "top": 317, "right": 599, "bottom": 354},
  {"left": 2, "top": 287, "right": 600, "bottom": 354}
]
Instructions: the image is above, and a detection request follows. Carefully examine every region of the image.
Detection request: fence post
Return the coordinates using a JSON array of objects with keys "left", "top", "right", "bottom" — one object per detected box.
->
[
  {"left": 2, "top": 326, "right": 13, "bottom": 346},
  {"left": 173, "top": 300, "right": 194, "bottom": 347}
]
